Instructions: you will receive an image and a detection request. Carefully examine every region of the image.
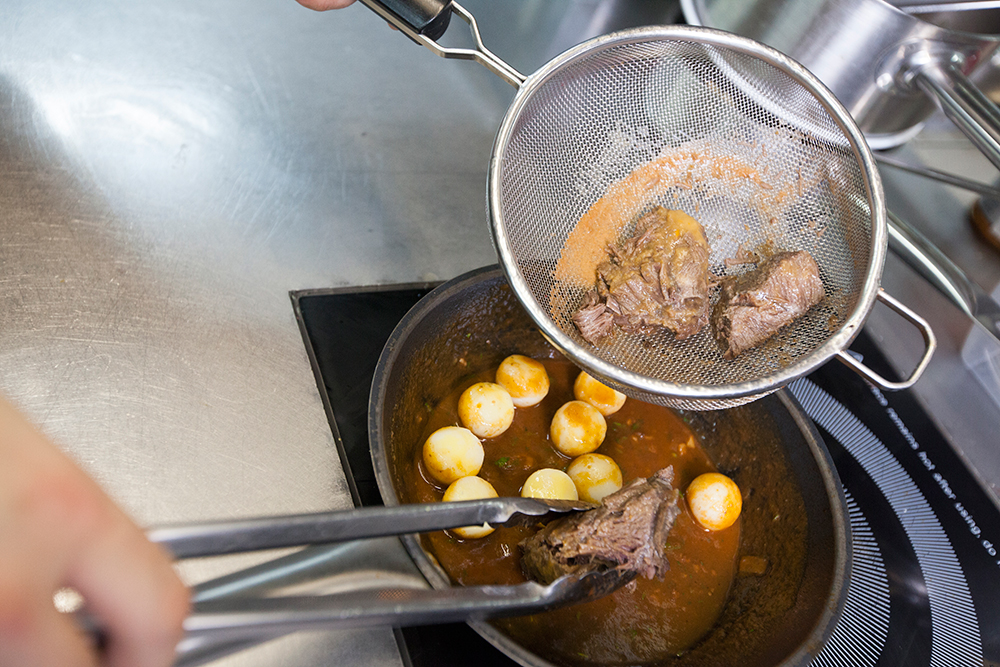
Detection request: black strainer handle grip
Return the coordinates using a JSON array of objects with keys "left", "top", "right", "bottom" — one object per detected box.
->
[
  {"left": 358, "top": 0, "right": 452, "bottom": 40},
  {"left": 357, "top": 0, "right": 525, "bottom": 87},
  {"left": 835, "top": 289, "right": 937, "bottom": 391}
]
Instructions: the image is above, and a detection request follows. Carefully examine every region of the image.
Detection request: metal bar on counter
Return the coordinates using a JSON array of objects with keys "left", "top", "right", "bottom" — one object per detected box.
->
[
  {"left": 875, "top": 152, "right": 1000, "bottom": 199},
  {"left": 897, "top": 0, "right": 1000, "bottom": 12},
  {"left": 887, "top": 210, "right": 1000, "bottom": 343}
]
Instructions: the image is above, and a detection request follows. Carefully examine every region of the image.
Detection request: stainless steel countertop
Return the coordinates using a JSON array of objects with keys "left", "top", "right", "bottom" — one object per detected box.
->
[
  {"left": 0, "top": 1, "right": 678, "bottom": 665},
  {"left": 2, "top": 1, "right": 999, "bottom": 664}
]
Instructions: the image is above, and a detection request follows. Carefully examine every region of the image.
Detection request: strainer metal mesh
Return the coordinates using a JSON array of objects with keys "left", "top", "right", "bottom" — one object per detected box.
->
[{"left": 491, "top": 32, "right": 877, "bottom": 410}]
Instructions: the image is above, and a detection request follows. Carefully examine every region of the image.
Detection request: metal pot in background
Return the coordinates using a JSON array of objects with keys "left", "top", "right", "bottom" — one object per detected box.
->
[
  {"left": 682, "top": 0, "right": 1000, "bottom": 165},
  {"left": 368, "top": 265, "right": 851, "bottom": 667}
]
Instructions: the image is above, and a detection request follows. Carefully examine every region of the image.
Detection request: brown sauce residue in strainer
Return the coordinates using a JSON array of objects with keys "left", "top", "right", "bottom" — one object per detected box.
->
[
  {"left": 552, "top": 148, "right": 793, "bottom": 293},
  {"left": 545, "top": 139, "right": 866, "bottom": 384}
]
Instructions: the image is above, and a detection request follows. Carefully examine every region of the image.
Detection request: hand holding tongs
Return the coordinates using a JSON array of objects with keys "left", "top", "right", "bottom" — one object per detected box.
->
[{"left": 89, "top": 498, "right": 632, "bottom": 666}]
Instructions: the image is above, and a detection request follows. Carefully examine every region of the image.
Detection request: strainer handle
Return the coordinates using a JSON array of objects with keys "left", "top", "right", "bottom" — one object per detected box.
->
[
  {"left": 835, "top": 289, "right": 936, "bottom": 391},
  {"left": 358, "top": 0, "right": 526, "bottom": 87}
]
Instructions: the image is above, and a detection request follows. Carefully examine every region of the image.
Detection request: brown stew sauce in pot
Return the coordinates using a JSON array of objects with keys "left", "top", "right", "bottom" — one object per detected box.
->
[{"left": 400, "top": 353, "right": 742, "bottom": 665}]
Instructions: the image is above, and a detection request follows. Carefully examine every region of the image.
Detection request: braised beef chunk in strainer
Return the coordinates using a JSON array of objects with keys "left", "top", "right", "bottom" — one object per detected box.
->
[
  {"left": 572, "top": 207, "right": 711, "bottom": 344},
  {"left": 711, "top": 250, "right": 825, "bottom": 360},
  {"left": 519, "top": 467, "right": 681, "bottom": 584}
]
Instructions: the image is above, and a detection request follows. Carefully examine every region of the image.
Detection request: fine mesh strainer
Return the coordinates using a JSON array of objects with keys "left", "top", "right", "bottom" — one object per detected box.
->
[{"left": 360, "top": 0, "right": 936, "bottom": 410}]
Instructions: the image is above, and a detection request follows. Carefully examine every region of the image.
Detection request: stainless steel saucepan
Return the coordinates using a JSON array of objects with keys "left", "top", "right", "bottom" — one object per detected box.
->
[
  {"left": 683, "top": 0, "right": 1000, "bottom": 163},
  {"left": 368, "top": 265, "right": 851, "bottom": 667}
]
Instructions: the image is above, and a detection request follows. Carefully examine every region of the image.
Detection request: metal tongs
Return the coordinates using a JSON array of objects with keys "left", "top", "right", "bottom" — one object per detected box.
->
[{"left": 132, "top": 498, "right": 631, "bottom": 666}]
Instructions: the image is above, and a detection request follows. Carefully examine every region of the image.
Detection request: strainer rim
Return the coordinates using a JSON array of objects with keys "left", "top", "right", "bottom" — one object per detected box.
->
[{"left": 488, "top": 25, "right": 886, "bottom": 402}]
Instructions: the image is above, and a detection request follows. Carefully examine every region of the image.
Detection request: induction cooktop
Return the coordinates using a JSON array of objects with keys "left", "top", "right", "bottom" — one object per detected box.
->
[{"left": 292, "top": 277, "right": 1000, "bottom": 667}]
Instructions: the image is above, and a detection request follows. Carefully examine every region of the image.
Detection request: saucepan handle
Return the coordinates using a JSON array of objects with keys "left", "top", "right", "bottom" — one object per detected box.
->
[
  {"left": 357, "top": 0, "right": 526, "bottom": 86},
  {"left": 835, "top": 289, "right": 936, "bottom": 391},
  {"left": 912, "top": 60, "right": 1000, "bottom": 171}
]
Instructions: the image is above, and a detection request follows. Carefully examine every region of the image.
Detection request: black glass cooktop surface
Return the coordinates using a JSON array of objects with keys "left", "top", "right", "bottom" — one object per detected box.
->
[{"left": 293, "top": 278, "right": 1000, "bottom": 667}]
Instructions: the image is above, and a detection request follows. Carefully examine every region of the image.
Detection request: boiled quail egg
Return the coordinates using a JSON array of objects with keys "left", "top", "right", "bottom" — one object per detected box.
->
[
  {"left": 566, "top": 453, "right": 623, "bottom": 504},
  {"left": 422, "top": 426, "right": 484, "bottom": 486},
  {"left": 573, "top": 371, "right": 626, "bottom": 416},
  {"left": 458, "top": 382, "right": 515, "bottom": 439},
  {"left": 495, "top": 355, "right": 550, "bottom": 408},
  {"left": 686, "top": 472, "right": 742, "bottom": 531},
  {"left": 549, "top": 400, "right": 606, "bottom": 457},
  {"left": 442, "top": 475, "right": 498, "bottom": 539},
  {"left": 520, "top": 468, "right": 579, "bottom": 501}
]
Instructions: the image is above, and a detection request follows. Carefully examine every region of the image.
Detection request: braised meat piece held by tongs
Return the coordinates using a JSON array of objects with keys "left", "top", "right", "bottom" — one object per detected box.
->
[{"left": 519, "top": 467, "right": 681, "bottom": 584}]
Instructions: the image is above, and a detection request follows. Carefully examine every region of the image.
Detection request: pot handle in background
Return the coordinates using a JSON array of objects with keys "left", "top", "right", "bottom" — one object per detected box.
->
[
  {"left": 911, "top": 60, "right": 1000, "bottom": 171},
  {"left": 835, "top": 289, "right": 936, "bottom": 391},
  {"left": 357, "top": 0, "right": 526, "bottom": 86},
  {"left": 886, "top": 210, "right": 1000, "bottom": 343},
  {"left": 873, "top": 151, "right": 1000, "bottom": 199}
]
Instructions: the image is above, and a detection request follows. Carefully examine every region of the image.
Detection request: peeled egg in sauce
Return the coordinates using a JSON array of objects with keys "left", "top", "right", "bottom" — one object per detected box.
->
[
  {"left": 566, "top": 453, "right": 623, "bottom": 503},
  {"left": 520, "top": 468, "right": 578, "bottom": 501},
  {"left": 422, "top": 426, "right": 484, "bottom": 485},
  {"left": 573, "top": 371, "right": 626, "bottom": 416},
  {"left": 495, "top": 354, "right": 550, "bottom": 408},
  {"left": 686, "top": 472, "right": 742, "bottom": 531},
  {"left": 549, "top": 400, "right": 607, "bottom": 457},
  {"left": 442, "top": 475, "right": 498, "bottom": 539},
  {"left": 458, "top": 382, "right": 515, "bottom": 439}
]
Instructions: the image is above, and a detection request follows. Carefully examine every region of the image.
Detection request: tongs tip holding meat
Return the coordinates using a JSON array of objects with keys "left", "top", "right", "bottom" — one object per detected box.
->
[{"left": 148, "top": 496, "right": 598, "bottom": 559}]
